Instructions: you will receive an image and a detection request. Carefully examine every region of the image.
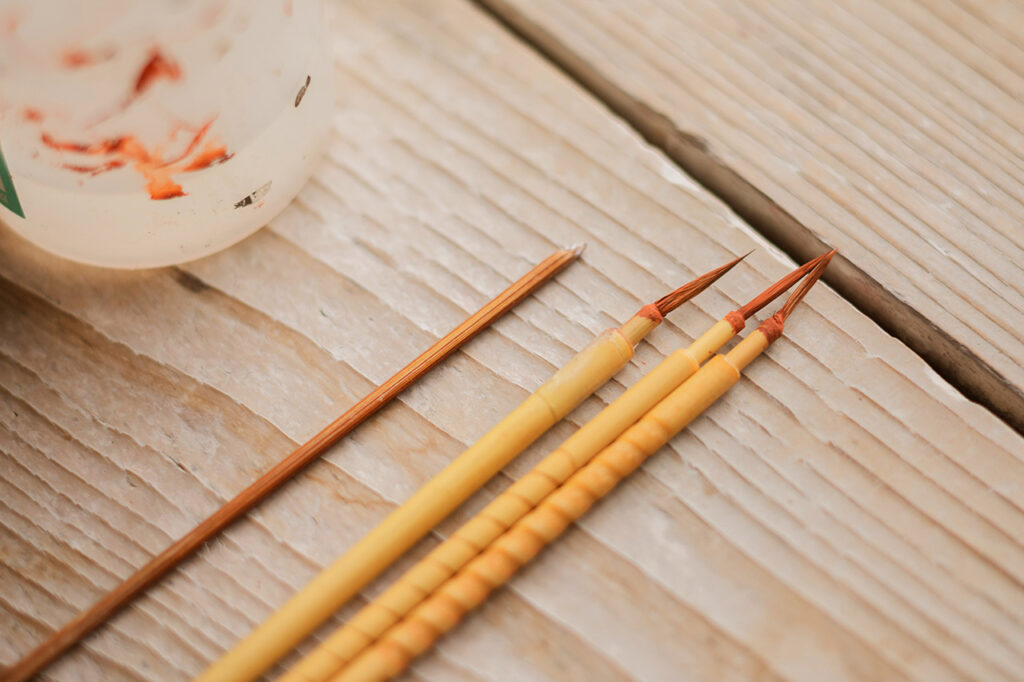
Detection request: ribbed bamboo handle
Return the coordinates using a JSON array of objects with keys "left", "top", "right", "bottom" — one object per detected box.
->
[
  {"left": 197, "top": 325, "right": 640, "bottom": 682},
  {"left": 331, "top": 334, "right": 768, "bottom": 682},
  {"left": 279, "top": 319, "right": 739, "bottom": 682}
]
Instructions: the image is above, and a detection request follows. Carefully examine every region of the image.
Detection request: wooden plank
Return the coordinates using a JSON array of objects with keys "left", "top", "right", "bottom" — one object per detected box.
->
[
  {"left": 0, "top": 1, "right": 1022, "bottom": 680},
  {"left": 481, "top": 0, "right": 1024, "bottom": 431}
]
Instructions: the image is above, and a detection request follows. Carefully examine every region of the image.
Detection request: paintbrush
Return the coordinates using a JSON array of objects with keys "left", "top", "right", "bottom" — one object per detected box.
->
[
  {"left": 324, "top": 250, "right": 835, "bottom": 682},
  {"left": 1, "top": 247, "right": 583, "bottom": 682},
  {"left": 277, "top": 252, "right": 830, "bottom": 682},
  {"left": 196, "top": 253, "right": 746, "bottom": 682}
]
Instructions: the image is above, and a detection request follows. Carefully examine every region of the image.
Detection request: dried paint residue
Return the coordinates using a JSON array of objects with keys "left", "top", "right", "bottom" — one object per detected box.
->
[
  {"left": 2, "top": 10, "right": 19, "bottom": 35},
  {"left": 23, "top": 108, "right": 43, "bottom": 122},
  {"left": 41, "top": 133, "right": 124, "bottom": 155},
  {"left": 134, "top": 49, "right": 181, "bottom": 95},
  {"left": 80, "top": 47, "right": 184, "bottom": 128},
  {"left": 183, "top": 141, "right": 231, "bottom": 172},
  {"left": 41, "top": 119, "right": 232, "bottom": 200},
  {"left": 62, "top": 159, "right": 126, "bottom": 176},
  {"left": 62, "top": 46, "right": 117, "bottom": 68}
]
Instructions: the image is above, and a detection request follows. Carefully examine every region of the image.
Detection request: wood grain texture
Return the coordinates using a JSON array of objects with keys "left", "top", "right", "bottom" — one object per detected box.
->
[
  {"left": 0, "top": 243, "right": 580, "bottom": 682},
  {"left": 1, "top": 1, "right": 1022, "bottom": 681},
  {"left": 484, "top": 0, "right": 1024, "bottom": 430}
]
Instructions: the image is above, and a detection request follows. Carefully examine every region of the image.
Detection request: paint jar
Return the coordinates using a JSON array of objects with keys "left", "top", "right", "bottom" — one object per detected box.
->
[{"left": 0, "top": 0, "right": 331, "bottom": 268}]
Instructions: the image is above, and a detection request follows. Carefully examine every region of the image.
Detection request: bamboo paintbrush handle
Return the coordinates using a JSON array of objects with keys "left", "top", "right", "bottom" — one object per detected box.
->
[
  {"left": 279, "top": 318, "right": 740, "bottom": 682},
  {"left": 331, "top": 345, "right": 761, "bottom": 682},
  {"left": 198, "top": 327, "right": 637, "bottom": 682}
]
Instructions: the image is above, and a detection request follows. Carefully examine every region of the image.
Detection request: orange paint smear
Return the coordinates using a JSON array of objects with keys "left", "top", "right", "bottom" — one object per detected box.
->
[
  {"left": 42, "top": 133, "right": 124, "bottom": 155},
  {"left": 284, "top": 0, "right": 293, "bottom": 16},
  {"left": 2, "top": 11, "right": 19, "bottom": 35},
  {"left": 201, "top": 2, "right": 226, "bottom": 27},
  {"left": 134, "top": 49, "right": 181, "bottom": 95},
  {"left": 183, "top": 141, "right": 233, "bottom": 171},
  {"left": 165, "top": 120, "right": 214, "bottom": 166},
  {"left": 23, "top": 108, "right": 43, "bottom": 122},
  {"left": 62, "top": 47, "right": 117, "bottom": 68},
  {"left": 62, "top": 159, "right": 125, "bottom": 176},
  {"left": 147, "top": 176, "right": 186, "bottom": 200},
  {"left": 41, "top": 117, "right": 230, "bottom": 200}
]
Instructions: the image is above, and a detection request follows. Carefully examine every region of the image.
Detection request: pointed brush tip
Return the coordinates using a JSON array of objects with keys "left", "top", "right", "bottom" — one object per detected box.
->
[
  {"left": 724, "top": 250, "right": 751, "bottom": 268},
  {"left": 569, "top": 242, "right": 587, "bottom": 257},
  {"left": 802, "top": 250, "right": 828, "bottom": 268},
  {"left": 694, "top": 251, "right": 748, "bottom": 281},
  {"left": 653, "top": 253, "right": 743, "bottom": 316},
  {"left": 719, "top": 251, "right": 749, "bottom": 268},
  {"left": 814, "top": 247, "right": 837, "bottom": 265},
  {"left": 798, "top": 248, "right": 836, "bottom": 277},
  {"left": 779, "top": 252, "right": 834, "bottom": 321},
  {"left": 788, "top": 248, "right": 835, "bottom": 278},
  {"left": 738, "top": 247, "right": 837, "bottom": 320},
  {"left": 706, "top": 252, "right": 747, "bottom": 281},
  {"left": 736, "top": 253, "right": 814, "bottom": 319}
]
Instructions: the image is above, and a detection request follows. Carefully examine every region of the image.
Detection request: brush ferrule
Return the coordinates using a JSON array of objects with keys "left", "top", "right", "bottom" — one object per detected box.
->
[
  {"left": 619, "top": 306, "right": 662, "bottom": 345},
  {"left": 757, "top": 313, "right": 785, "bottom": 344},
  {"left": 724, "top": 310, "right": 745, "bottom": 333},
  {"left": 638, "top": 303, "right": 663, "bottom": 322}
]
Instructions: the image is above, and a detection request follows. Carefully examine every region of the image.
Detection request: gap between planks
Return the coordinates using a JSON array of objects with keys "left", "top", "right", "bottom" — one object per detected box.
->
[{"left": 471, "top": 0, "right": 1024, "bottom": 437}]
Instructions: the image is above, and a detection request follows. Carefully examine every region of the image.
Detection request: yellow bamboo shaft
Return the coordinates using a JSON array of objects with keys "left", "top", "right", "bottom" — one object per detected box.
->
[
  {"left": 198, "top": 323, "right": 643, "bottom": 682},
  {"left": 726, "top": 327, "right": 770, "bottom": 371},
  {"left": 329, "top": 331, "right": 770, "bottom": 682},
  {"left": 279, "top": 317, "right": 739, "bottom": 682}
]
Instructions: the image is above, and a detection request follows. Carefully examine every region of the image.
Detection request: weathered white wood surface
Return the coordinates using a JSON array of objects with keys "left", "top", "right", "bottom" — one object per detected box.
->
[
  {"left": 490, "top": 0, "right": 1024, "bottom": 404},
  {"left": 2, "top": 1, "right": 1022, "bottom": 681}
]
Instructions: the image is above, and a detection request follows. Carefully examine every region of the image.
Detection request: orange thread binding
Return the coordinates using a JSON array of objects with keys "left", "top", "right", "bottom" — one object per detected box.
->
[
  {"left": 637, "top": 303, "right": 663, "bottom": 322},
  {"left": 757, "top": 313, "right": 786, "bottom": 344},
  {"left": 724, "top": 310, "right": 745, "bottom": 333}
]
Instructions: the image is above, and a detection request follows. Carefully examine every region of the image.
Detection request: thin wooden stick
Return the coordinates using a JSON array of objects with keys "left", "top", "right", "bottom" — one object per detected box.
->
[
  {"left": 0, "top": 246, "right": 584, "bottom": 682},
  {"left": 328, "top": 250, "right": 836, "bottom": 682}
]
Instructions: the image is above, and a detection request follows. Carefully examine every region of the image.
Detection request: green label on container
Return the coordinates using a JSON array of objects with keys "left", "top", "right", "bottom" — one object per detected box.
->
[{"left": 0, "top": 141, "right": 24, "bottom": 218}]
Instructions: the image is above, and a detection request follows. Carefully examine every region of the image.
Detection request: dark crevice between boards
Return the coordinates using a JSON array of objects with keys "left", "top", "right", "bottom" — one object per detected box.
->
[{"left": 472, "top": 0, "right": 1024, "bottom": 437}]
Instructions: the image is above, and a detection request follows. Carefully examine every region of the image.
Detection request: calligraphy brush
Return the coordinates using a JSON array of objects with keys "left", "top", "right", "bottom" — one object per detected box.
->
[
  {"left": 278, "top": 251, "right": 830, "bottom": 682},
  {"left": 326, "top": 250, "right": 835, "bottom": 682},
  {"left": 196, "top": 253, "right": 746, "bottom": 682}
]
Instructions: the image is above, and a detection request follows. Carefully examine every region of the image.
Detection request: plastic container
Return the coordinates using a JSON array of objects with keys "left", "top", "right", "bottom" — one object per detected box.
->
[{"left": 0, "top": 0, "right": 332, "bottom": 268}]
